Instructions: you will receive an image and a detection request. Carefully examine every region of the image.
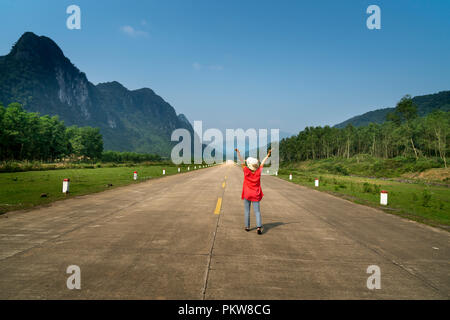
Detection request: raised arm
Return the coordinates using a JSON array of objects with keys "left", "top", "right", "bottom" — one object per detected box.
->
[
  {"left": 260, "top": 149, "right": 272, "bottom": 168},
  {"left": 235, "top": 149, "right": 245, "bottom": 170}
]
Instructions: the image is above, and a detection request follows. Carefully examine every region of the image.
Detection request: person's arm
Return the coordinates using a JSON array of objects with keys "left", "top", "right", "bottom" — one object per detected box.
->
[
  {"left": 260, "top": 149, "right": 272, "bottom": 168},
  {"left": 235, "top": 149, "right": 246, "bottom": 170}
]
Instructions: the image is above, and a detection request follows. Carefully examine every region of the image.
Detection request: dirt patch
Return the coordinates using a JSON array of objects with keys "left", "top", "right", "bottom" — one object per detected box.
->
[{"left": 402, "top": 168, "right": 450, "bottom": 183}]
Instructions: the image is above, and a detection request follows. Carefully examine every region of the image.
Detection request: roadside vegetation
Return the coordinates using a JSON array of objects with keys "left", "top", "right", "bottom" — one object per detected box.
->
[
  {"left": 280, "top": 96, "right": 449, "bottom": 167},
  {"left": 282, "top": 155, "right": 449, "bottom": 182},
  {"left": 0, "top": 102, "right": 104, "bottom": 161},
  {"left": 278, "top": 95, "right": 449, "bottom": 230},
  {"left": 277, "top": 167, "right": 449, "bottom": 230},
  {"left": 0, "top": 102, "right": 166, "bottom": 173},
  {"left": 0, "top": 153, "right": 165, "bottom": 173},
  {"left": 0, "top": 102, "right": 213, "bottom": 214},
  {"left": 0, "top": 163, "right": 207, "bottom": 214}
]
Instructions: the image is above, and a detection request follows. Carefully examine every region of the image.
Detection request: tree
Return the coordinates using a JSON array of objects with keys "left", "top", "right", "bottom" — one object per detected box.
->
[
  {"left": 0, "top": 102, "right": 103, "bottom": 161},
  {"left": 67, "top": 126, "right": 103, "bottom": 160},
  {"left": 396, "top": 95, "right": 418, "bottom": 122},
  {"left": 279, "top": 95, "right": 449, "bottom": 166},
  {"left": 2, "top": 103, "right": 28, "bottom": 159},
  {"left": 425, "top": 111, "right": 449, "bottom": 167},
  {"left": 344, "top": 124, "right": 355, "bottom": 158},
  {"left": 0, "top": 103, "right": 5, "bottom": 159},
  {"left": 392, "top": 95, "right": 419, "bottom": 159}
]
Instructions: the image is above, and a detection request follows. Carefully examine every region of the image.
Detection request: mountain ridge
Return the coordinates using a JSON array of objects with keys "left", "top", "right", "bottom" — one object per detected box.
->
[
  {"left": 0, "top": 32, "right": 193, "bottom": 156},
  {"left": 334, "top": 90, "right": 450, "bottom": 128}
]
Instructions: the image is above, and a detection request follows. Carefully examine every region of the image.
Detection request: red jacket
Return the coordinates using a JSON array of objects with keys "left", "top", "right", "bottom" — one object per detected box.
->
[{"left": 241, "top": 166, "right": 264, "bottom": 201}]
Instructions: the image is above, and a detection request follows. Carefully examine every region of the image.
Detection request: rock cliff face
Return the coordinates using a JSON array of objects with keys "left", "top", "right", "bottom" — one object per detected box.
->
[{"left": 0, "top": 32, "right": 193, "bottom": 156}]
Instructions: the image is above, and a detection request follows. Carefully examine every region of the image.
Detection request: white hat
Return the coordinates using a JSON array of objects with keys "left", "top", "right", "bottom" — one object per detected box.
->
[{"left": 246, "top": 157, "right": 260, "bottom": 171}]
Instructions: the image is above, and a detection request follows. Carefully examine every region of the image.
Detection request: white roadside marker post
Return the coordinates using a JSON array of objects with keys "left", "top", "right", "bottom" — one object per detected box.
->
[
  {"left": 275, "top": 171, "right": 278, "bottom": 176},
  {"left": 315, "top": 178, "right": 319, "bottom": 187},
  {"left": 380, "top": 190, "right": 388, "bottom": 205},
  {"left": 163, "top": 169, "right": 166, "bottom": 175},
  {"left": 289, "top": 174, "right": 292, "bottom": 180},
  {"left": 188, "top": 166, "right": 190, "bottom": 171},
  {"left": 62, "top": 178, "right": 70, "bottom": 194},
  {"left": 178, "top": 167, "right": 180, "bottom": 173},
  {"left": 133, "top": 171, "right": 137, "bottom": 180}
]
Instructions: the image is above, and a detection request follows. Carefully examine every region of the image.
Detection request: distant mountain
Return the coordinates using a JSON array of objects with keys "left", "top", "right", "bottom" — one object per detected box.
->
[
  {"left": 0, "top": 32, "right": 193, "bottom": 156},
  {"left": 334, "top": 91, "right": 450, "bottom": 128}
]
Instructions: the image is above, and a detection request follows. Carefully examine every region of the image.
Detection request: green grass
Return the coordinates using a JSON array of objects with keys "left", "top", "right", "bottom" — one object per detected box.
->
[
  {"left": 0, "top": 164, "right": 205, "bottom": 214},
  {"left": 0, "top": 160, "right": 174, "bottom": 173},
  {"left": 284, "top": 155, "right": 447, "bottom": 179},
  {"left": 277, "top": 169, "right": 450, "bottom": 230}
]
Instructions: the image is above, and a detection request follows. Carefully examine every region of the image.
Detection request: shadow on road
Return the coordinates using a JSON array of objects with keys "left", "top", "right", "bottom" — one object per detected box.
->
[{"left": 261, "top": 221, "right": 286, "bottom": 234}]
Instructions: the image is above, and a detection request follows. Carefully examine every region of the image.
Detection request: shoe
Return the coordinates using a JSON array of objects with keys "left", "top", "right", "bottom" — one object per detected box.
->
[
  {"left": 257, "top": 227, "right": 262, "bottom": 235},
  {"left": 245, "top": 227, "right": 250, "bottom": 232}
]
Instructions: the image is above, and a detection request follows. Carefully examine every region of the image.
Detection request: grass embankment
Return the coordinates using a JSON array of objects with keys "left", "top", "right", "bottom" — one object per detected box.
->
[
  {"left": 279, "top": 156, "right": 450, "bottom": 230},
  {"left": 287, "top": 155, "right": 449, "bottom": 181},
  {"left": 0, "top": 160, "right": 173, "bottom": 173},
  {"left": 0, "top": 164, "right": 206, "bottom": 214}
]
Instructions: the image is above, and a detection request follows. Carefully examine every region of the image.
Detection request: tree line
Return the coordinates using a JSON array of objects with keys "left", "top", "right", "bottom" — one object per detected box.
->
[
  {"left": 0, "top": 102, "right": 163, "bottom": 163},
  {"left": 101, "top": 151, "right": 161, "bottom": 163},
  {"left": 280, "top": 96, "right": 449, "bottom": 168},
  {"left": 0, "top": 102, "right": 103, "bottom": 161}
]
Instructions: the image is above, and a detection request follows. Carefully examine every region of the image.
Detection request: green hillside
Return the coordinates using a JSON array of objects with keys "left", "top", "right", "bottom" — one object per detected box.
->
[{"left": 334, "top": 91, "right": 450, "bottom": 128}]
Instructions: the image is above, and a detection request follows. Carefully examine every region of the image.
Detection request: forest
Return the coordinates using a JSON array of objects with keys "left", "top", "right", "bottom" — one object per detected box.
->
[
  {"left": 280, "top": 95, "right": 449, "bottom": 168},
  {"left": 0, "top": 102, "right": 103, "bottom": 161},
  {"left": 0, "top": 102, "right": 162, "bottom": 163}
]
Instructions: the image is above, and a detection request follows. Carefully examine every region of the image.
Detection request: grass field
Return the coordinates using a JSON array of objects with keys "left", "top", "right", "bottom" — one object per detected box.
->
[
  {"left": 0, "top": 164, "right": 206, "bottom": 214},
  {"left": 277, "top": 169, "right": 450, "bottom": 230}
]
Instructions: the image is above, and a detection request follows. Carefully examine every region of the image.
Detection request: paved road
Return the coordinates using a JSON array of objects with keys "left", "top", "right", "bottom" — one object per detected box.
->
[{"left": 0, "top": 164, "right": 449, "bottom": 299}]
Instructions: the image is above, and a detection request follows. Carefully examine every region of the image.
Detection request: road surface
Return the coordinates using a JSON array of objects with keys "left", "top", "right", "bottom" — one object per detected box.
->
[{"left": 0, "top": 164, "right": 449, "bottom": 299}]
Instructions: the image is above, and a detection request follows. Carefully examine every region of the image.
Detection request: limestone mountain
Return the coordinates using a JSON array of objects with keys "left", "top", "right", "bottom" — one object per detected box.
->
[{"left": 0, "top": 32, "right": 193, "bottom": 156}]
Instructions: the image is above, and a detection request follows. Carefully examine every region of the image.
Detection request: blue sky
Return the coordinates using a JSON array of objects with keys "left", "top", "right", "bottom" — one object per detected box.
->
[{"left": 1, "top": 0, "right": 449, "bottom": 134}]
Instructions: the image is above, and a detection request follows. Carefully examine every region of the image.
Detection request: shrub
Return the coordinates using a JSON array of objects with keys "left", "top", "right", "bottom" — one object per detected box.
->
[
  {"left": 334, "top": 165, "right": 349, "bottom": 176},
  {"left": 372, "top": 184, "right": 381, "bottom": 194},
  {"left": 422, "top": 189, "right": 432, "bottom": 207},
  {"left": 363, "top": 182, "right": 372, "bottom": 193}
]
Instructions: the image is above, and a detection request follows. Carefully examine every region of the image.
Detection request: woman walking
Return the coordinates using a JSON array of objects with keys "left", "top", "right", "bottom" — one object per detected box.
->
[{"left": 235, "top": 148, "right": 271, "bottom": 235}]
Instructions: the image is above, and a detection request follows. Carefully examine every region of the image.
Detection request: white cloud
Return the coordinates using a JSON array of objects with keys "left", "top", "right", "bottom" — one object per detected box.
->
[
  {"left": 208, "top": 65, "right": 224, "bottom": 71},
  {"left": 120, "top": 25, "right": 148, "bottom": 38},
  {"left": 193, "top": 62, "right": 202, "bottom": 70},
  {"left": 192, "top": 62, "right": 224, "bottom": 71}
]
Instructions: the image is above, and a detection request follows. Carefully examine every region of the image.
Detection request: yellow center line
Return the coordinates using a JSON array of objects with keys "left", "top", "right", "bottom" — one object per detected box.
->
[{"left": 214, "top": 197, "right": 222, "bottom": 215}]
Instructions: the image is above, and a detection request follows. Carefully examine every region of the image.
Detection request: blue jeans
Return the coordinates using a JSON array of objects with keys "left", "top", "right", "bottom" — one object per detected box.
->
[{"left": 244, "top": 199, "right": 262, "bottom": 228}]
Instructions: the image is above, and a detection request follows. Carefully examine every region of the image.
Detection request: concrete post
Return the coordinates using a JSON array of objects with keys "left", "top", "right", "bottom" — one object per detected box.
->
[
  {"left": 380, "top": 190, "right": 388, "bottom": 205},
  {"left": 62, "top": 178, "right": 70, "bottom": 193}
]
